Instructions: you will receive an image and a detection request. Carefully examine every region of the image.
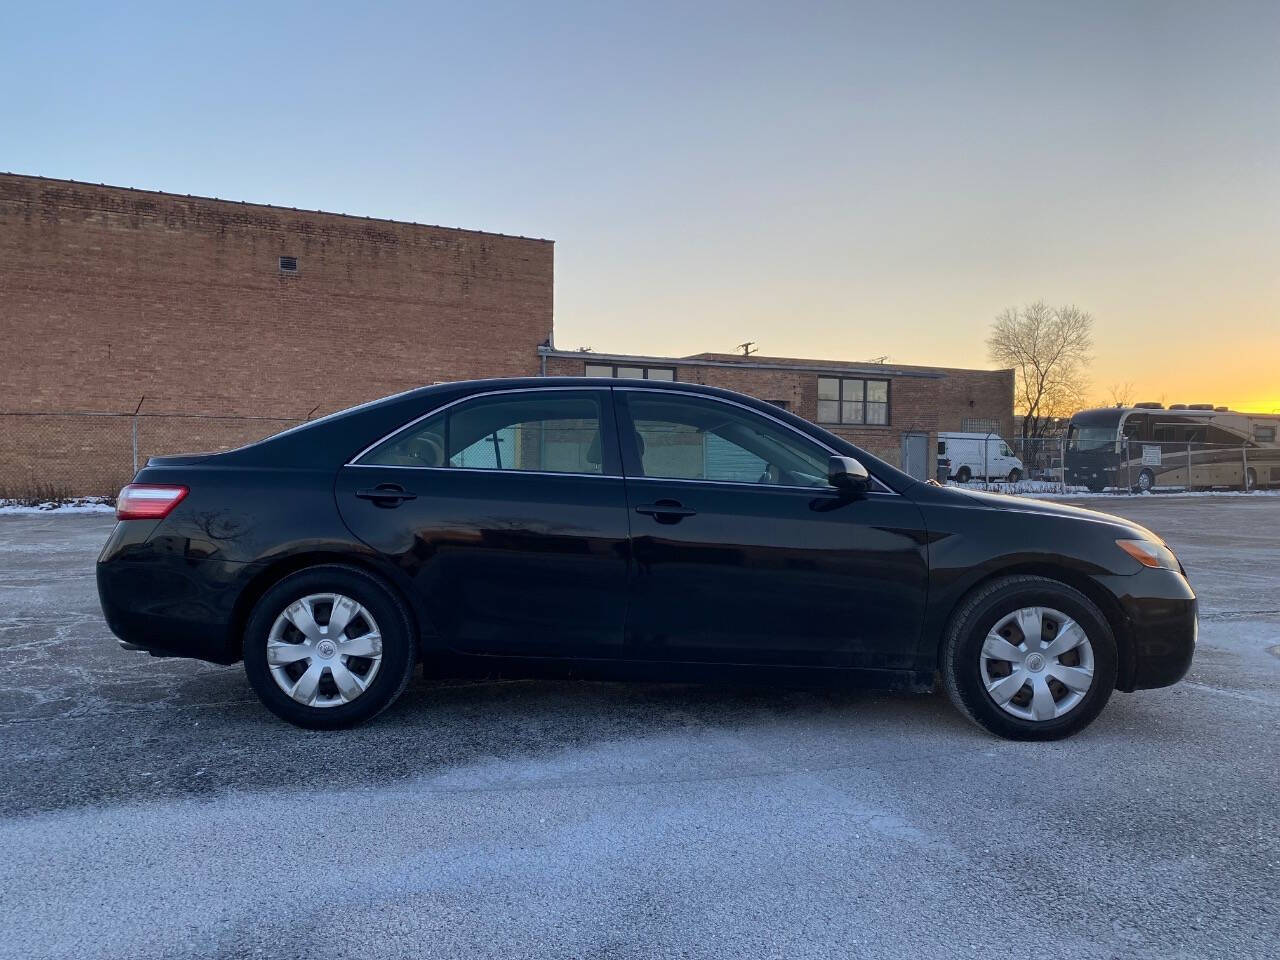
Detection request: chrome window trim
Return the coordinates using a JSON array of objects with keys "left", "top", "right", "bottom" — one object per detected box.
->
[
  {"left": 616, "top": 385, "right": 898, "bottom": 495},
  {"left": 348, "top": 383, "right": 897, "bottom": 495},
  {"left": 345, "top": 462, "right": 895, "bottom": 497},
  {"left": 345, "top": 463, "right": 617, "bottom": 480},
  {"left": 622, "top": 474, "right": 900, "bottom": 497},
  {"left": 348, "top": 385, "right": 616, "bottom": 469}
]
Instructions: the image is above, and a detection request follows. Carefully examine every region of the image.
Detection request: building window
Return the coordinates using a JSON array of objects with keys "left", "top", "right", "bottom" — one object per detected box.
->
[
  {"left": 817, "top": 377, "right": 888, "bottom": 425},
  {"left": 584, "top": 363, "right": 676, "bottom": 381},
  {"left": 962, "top": 417, "right": 1000, "bottom": 433}
]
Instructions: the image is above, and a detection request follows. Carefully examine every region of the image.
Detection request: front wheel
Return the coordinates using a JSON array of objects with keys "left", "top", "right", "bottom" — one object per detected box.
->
[
  {"left": 243, "top": 565, "right": 416, "bottom": 729},
  {"left": 941, "top": 576, "right": 1118, "bottom": 740},
  {"left": 1135, "top": 468, "right": 1155, "bottom": 493},
  {"left": 955, "top": 466, "right": 972, "bottom": 483},
  {"left": 1007, "top": 468, "right": 1022, "bottom": 483}
]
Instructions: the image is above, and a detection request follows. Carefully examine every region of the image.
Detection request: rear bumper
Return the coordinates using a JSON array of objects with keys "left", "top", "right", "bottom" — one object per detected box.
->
[
  {"left": 97, "top": 521, "right": 253, "bottom": 664},
  {"left": 1098, "top": 568, "right": 1197, "bottom": 691}
]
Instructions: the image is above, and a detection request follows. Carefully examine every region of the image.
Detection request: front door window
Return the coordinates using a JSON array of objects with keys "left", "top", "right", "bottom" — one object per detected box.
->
[{"left": 623, "top": 393, "right": 830, "bottom": 488}]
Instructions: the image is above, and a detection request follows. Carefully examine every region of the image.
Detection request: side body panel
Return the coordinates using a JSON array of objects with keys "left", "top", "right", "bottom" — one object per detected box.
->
[
  {"left": 97, "top": 463, "right": 372, "bottom": 663},
  {"left": 335, "top": 466, "right": 632, "bottom": 657},
  {"left": 622, "top": 480, "right": 932, "bottom": 670}
]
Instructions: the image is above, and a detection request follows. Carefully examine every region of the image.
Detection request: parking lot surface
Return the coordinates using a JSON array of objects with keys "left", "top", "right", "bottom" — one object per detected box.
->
[{"left": 2, "top": 496, "right": 1277, "bottom": 959}]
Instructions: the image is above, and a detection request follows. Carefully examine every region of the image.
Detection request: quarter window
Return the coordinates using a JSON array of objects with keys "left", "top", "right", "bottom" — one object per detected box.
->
[
  {"left": 624, "top": 394, "right": 830, "bottom": 488},
  {"left": 817, "top": 377, "right": 888, "bottom": 425},
  {"left": 360, "top": 392, "right": 607, "bottom": 475}
]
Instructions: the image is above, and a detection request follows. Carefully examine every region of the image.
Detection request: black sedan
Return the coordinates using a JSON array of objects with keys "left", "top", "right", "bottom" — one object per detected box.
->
[{"left": 97, "top": 378, "right": 1197, "bottom": 739}]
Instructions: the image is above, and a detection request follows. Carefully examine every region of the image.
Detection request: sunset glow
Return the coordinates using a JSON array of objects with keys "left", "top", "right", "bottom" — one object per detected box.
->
[{"left": 2, "top": 3, "right": 1275, "bottom": 412}]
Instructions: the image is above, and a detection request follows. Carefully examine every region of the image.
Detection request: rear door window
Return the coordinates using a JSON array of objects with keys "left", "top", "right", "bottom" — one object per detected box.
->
[{"left": 359, "top": 390, "right": 616, "bottom": 475}]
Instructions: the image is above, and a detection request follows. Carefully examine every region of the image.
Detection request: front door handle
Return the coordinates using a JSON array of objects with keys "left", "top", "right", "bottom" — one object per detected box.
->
[
  {"left": 635, "top": 499, "right": 697, "bottom": 523},
  {"left": 355, "top": 484, "right": 417, "bottom": 508}
]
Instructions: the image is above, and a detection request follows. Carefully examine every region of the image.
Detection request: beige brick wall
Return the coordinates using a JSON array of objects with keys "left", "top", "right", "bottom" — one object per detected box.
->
[
  {"left": 0, "top": 174, "right": 553, "bottom": 493},
  {"left": 548, "top": 355, "right": 1014, "bottom": 470}
]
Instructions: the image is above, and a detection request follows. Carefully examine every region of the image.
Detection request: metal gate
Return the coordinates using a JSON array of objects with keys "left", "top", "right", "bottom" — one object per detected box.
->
[{"left": 901, "top": 432, "right": 929, "bottom": 480}]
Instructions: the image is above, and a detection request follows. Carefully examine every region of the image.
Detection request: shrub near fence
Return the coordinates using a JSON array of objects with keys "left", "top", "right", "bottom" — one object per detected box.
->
[{"left": 0, "top": 411, "right": 303, "bottom": 499}]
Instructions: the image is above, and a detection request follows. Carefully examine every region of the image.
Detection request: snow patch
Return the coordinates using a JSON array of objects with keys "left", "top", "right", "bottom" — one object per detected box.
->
[
  {"left": 0, "top": 497, "right": 116, "bottom": 515},
  {"left": 943, "top": 480, "right": 1280, "bottom": 501}
]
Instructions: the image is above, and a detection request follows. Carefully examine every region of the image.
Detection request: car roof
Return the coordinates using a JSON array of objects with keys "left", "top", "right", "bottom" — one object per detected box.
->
[{"left": 221, "top": 375, "right": 919, "bottom": 493}]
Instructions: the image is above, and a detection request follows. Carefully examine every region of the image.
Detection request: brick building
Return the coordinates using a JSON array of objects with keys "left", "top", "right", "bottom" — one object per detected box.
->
[
  {"left": 0, "top": 173, "right": 553, "bottom": 494},
  {"left": 1, "top": 172, "right": 1012, "bottom": 494},
  {"left": 541, "top": 349, "right": 1014, "bottom": 477}
]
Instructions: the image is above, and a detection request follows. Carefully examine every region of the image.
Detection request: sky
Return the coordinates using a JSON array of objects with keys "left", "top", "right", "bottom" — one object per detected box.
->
[{"left": 3, "top": 1, "right": 1277, "bottom": 411}]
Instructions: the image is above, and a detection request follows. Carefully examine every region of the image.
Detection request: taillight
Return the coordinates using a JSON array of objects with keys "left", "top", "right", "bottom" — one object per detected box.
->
[{"left": 116, "top": 484, "right": 189, "bottom": 520}]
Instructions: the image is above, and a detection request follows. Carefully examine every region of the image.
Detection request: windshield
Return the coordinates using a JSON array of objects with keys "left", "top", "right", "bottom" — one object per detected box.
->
[{"left": 1067, "top": 425, "right": 1118, "bottom": 451}]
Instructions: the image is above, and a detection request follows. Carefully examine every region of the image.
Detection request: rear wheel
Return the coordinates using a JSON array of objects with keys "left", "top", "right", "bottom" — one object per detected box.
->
[
  {"left": 941, "top": 576, "right": 1117, "bottom": 740},
  {"left": 243, "top": 565, "right": 416, "bottom": 729},
  {"left": 955, "top": 466, "right": 972, "bottom": 483}
]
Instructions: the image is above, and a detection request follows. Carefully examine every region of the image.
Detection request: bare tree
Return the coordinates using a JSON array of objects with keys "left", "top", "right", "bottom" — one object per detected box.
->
[
  {"left": 1105, "top": 381, "right": 1136, "bottom": 408},
  {"left": 987, "top": 301, "right": 1094, "bottom": 441}
]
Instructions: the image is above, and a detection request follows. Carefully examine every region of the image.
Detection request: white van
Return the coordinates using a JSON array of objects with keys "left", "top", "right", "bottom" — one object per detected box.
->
[{"left": 938, "top": 432, "right": 1024, "bottom": 483}]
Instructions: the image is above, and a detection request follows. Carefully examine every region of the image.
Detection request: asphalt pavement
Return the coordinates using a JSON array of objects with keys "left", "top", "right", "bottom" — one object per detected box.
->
[{"left": 1, "top": 496, "right": 1277, "bottom": 959}]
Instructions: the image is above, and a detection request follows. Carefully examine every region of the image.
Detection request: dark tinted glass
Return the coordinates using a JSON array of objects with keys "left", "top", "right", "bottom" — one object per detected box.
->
[
  {"left": 627, "top": 394, "right": 829, "bottom": 487},
  {"left": 363, "top": 392, "right": 606, "bottom": 474}
]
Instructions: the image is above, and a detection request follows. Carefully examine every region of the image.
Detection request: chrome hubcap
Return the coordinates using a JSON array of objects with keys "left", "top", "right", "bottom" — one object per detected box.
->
[
  {"left": 979, "top": 606, "right": 1095, "bottom": 722},
  {"left": 266, "top": 593, "right": 383, "bottom": 708}
]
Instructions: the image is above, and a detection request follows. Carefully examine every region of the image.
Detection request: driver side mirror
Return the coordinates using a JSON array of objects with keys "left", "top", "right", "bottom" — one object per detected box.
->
[{"left": 828, "top": 455, "right": 870, "bottom": 497}]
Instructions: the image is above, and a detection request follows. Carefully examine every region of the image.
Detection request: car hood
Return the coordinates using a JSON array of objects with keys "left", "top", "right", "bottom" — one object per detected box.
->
[{"left": 914, "top": 483, "right": 1162, "bottom": 541}]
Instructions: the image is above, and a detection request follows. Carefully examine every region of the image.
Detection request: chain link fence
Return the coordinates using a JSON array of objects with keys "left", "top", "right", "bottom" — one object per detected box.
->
[
  {"left": 945, "top": 435, "right": 1276, "bottom": 494},
  {"left": 0, "top": 411, "right": 305, "bottom": 501}
]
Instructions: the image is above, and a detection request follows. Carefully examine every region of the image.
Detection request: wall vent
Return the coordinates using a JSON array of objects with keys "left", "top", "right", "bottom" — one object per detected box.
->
[{"left": 279, "top": 255, "right": 298, "bottom": 273}]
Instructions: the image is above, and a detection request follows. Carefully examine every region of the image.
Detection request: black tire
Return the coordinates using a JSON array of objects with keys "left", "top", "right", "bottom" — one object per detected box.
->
[
  {"left": 1136, "top": 468, "right": 1155, "bottom": 493},
  {"left": 955, "top": 466, "right": 972, "bottom": 483},
  {"left": 941, "top": 575, "right": 1118, "bottom": 741},
  {"left": 243, "top": 564, "right": 416, "bottom": 729},
  {"left": 1007, "top": 468, "right": 1022, "bottom": 483}
]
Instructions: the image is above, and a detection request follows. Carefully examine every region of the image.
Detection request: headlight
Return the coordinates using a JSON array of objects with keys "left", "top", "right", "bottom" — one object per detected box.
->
[{"left": 1115, "top": 538, "right": 1180, "bottom": 571}]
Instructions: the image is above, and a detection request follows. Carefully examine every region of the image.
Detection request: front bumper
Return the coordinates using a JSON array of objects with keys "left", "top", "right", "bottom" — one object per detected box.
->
[{"left": 1097, "top": 567, "right": 1197, "bottom": 691}]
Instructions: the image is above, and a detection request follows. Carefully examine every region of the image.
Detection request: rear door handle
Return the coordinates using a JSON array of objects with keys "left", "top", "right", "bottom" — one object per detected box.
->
[
  {"left": 635, "top": 500, "right": 697, "bottom": 523},
  {"left": 355, "top": 484, "right": 417, "bottom": 507}
]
